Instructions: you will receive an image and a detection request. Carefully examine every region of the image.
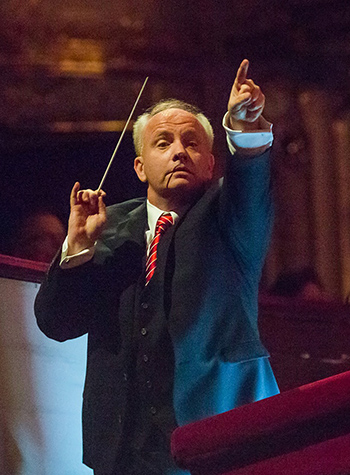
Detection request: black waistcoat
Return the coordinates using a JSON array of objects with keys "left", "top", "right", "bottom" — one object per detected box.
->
[{"left": 122, "top": 225, "right": 178, "bottom": 456}]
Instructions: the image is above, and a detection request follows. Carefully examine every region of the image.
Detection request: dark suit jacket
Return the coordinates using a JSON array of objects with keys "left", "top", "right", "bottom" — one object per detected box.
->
[{"left": 35, "top": 150, "right": 279, "bottom": 473}]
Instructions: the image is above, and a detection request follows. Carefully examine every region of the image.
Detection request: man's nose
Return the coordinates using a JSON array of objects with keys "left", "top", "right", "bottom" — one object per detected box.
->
[{"left": 172, "top": 142, "right": 188, "bottom": 161}]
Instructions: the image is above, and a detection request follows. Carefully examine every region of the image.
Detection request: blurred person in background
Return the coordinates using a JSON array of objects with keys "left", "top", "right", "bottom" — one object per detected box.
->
[
  {"left": 268, "top": 267, "right": 334, "bottom": 301},
  {"left": 3, "top": 208, "right": 66, "bottom": 263}
]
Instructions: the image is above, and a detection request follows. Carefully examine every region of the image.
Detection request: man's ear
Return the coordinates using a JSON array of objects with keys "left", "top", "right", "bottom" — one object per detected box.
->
[{"left": 134, "top": 156, "right": 147, "bottom": 183}]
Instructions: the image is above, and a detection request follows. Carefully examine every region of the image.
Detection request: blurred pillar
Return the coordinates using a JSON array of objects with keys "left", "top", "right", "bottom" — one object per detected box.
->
[
  {"left": 295, "top": 91, "right": 340, "bottom": 296},
  {"left": 332, "top": 120, "right": 350, "bottom": 299}
]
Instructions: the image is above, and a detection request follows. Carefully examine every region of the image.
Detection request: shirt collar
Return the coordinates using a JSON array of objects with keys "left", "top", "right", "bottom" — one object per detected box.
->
[{"left": 146, "top": 200, "right": 179, "bottom": 237}]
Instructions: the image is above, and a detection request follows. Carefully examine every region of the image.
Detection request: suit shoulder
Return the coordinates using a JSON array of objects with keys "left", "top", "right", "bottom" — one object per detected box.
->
[{"left": 106, "top": 197, "right": 146, "bottom": 220}]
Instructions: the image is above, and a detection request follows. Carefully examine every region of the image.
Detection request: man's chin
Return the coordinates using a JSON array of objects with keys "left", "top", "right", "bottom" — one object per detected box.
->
[
  {"left": 164, "top": 179, "right": 207, "bottom": 197},
  {"left": 166, "top": 177, "right": 195, "bottom": 190}
]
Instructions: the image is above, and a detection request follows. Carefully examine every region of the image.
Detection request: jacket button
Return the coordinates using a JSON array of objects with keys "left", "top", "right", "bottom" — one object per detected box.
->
[
  {"left": 118, "top": 414, "right": 122, "bottom": 424},
  {"left": 143, "top": 354, "right": 149, "bottom": 362},
  {"left": 146, "top": 380, "right": 152, "bottom": 388},
  {"left": 123, "top": 372, "right": 128, "bottom": 381},
  {"left": 150, "top": 406, "right": 157, "bottom": 415},
  {"left": 141, "top": 302, "right": 149, "bottom": 309},
  {"left": 141, "top": 327, "right": 148, "bottom": 336}
]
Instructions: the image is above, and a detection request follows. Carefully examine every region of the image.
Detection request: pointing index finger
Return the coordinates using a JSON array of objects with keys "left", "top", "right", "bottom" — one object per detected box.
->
[
  {"left": 235, "top": 59, "right": 249, "bottom": 88},
  {"left": 70, "top": 182, "right": 80, "bottom": 206}
]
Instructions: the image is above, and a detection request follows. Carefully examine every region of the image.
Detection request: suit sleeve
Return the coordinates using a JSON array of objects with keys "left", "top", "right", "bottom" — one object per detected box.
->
[
  {"left": 34, "top": 256, "right": 102, "bottom": 341},
  {"left": 218, "top": 149, "right": 273, "bottom": 277}
]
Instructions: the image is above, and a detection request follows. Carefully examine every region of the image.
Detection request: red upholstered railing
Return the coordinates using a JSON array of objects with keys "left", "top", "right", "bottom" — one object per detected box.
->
[
  {"left": 0, "top": 253, "right": 48, "bottom": 283},
  {"left": 171, "top": 371, "right": 350, "bottom": 475}
]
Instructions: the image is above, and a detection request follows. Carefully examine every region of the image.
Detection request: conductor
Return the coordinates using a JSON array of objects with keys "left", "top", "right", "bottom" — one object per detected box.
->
[{"left": 35, "top": 60, "right": 279, "bottom": 475}]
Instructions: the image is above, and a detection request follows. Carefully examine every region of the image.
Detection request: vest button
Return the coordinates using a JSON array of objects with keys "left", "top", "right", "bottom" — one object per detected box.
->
[
  {"left": 141, "top": 327, "right": 148, "bottom": 336},
  {"left": 143, "top": 354, "right": 149, "bottom": 362},
  {"left": 141, "top": 302, "right": 149, "bottom": 309},
  {"left": 150, "top": 406, "right": 157, "bottom": 415},
  {"left": 123, "top": 372, "right": 128, "bottom": 381},
  {"left": 146, "top": 380, "right": 152, "bottom": 388}
]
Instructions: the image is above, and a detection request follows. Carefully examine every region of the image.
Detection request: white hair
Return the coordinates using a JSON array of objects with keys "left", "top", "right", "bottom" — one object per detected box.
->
[{"left": 133, "top": 99, "right": 214, "bottom": 155}]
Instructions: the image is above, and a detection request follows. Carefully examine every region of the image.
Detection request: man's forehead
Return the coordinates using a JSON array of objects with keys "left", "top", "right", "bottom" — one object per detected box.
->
[{"left": 145, "top": 108, "right": 203, "bottom": 134}]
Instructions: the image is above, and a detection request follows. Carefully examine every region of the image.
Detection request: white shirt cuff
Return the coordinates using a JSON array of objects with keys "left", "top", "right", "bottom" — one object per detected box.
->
[
  {"left": 60, "top": 236, "right": 96, "bottom": 269},
  {"left": 222, "top": 112, "right": 273, "bottom": 155}
]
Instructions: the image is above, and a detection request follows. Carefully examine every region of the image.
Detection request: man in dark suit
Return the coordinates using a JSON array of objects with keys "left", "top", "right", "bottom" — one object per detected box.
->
[{"left": 34, "top": 59, "right": 279, "bottom": 475}]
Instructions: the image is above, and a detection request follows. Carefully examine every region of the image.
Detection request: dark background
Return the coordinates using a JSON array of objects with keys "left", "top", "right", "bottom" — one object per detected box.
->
[{"left": 1, "top": 0, "right": 350, "bottom": 296}]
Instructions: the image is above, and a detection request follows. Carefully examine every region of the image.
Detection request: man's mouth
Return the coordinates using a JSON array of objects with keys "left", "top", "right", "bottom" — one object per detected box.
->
[
  {"left": 170, "top": 166, "right": 192, "bottom": 175},
  {"left": 166, "top": 166, "right": 193, "bottom": 187}
]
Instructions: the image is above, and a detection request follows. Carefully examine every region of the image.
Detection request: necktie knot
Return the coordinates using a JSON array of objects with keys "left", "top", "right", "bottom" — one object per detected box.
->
[
  {"left": 155, "top": 213, "right": 174, "bottom": 236},
  {"left": 145, "top": 213, "right": 174, "bottom": 285}
]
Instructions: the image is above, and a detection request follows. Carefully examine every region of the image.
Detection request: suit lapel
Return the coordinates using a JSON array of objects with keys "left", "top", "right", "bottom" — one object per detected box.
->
[{"left": 103, "top": 200, "right": 147, "bottom": 252}]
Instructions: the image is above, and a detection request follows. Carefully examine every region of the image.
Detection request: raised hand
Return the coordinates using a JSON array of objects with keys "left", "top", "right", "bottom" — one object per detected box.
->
[
  {"left": 67, "top": 182, "right": 107, "bottom": 255},
  {"left": 227, "top": 59, "right": 265, "bottom": 130}
]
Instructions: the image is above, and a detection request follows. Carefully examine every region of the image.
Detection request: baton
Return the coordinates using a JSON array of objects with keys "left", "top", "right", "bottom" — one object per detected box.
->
[{"left": 97, "top": 76, "right": 149, "bottom": 192}]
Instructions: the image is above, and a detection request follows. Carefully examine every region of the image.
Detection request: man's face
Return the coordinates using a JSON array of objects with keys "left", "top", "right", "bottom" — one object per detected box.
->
[{"left": 134, "top": 108, "right": 215, "bottom": 208}]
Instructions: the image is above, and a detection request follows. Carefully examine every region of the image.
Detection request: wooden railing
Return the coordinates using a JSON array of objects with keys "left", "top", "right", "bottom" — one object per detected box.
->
[{"left": 258, "top": 293, "right": 350, "bottom": 391}]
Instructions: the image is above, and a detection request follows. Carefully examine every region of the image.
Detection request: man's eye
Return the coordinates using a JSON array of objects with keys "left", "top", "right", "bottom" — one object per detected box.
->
[
  {"left": 188, "top": 141, "right": 198, "bottom": 148},
  {"left": 157, "top": 141, "right": 169, "bottom": 149}
]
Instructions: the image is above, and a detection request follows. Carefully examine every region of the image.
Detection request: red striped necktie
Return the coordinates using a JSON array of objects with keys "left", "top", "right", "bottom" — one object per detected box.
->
[{"left": 145, "top": 213, "right": 174, "bottom": 285}]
